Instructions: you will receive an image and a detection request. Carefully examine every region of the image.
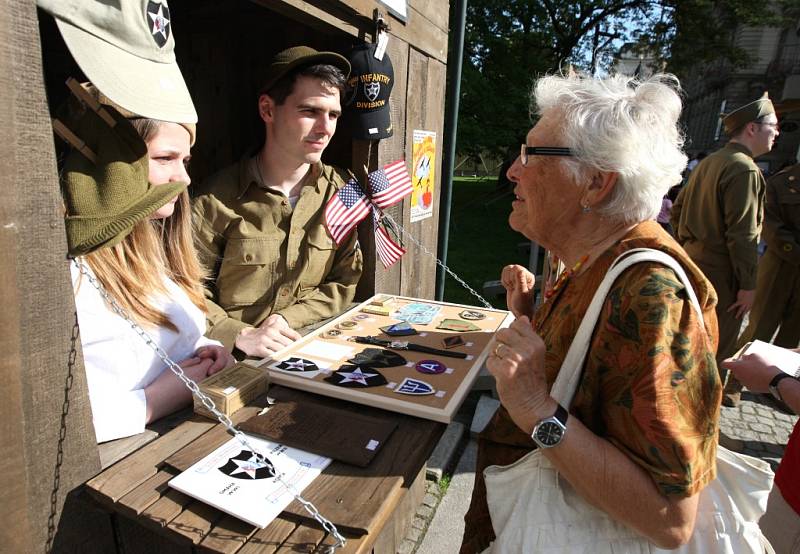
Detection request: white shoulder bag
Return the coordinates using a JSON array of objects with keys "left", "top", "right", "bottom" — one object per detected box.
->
[{"left": 483, "top": 249, "right": 775, "bottom": 554}]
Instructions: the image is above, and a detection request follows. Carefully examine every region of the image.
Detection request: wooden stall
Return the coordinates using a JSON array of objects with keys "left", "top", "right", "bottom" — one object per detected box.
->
[{"left": 1, "top": 1, "right": 453, "bottom": 551}]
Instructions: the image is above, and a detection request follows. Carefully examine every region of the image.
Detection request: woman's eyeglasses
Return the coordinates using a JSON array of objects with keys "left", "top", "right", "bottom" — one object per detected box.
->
[{"left": 520, "top": 145, "right": 573, "bottom": 166}]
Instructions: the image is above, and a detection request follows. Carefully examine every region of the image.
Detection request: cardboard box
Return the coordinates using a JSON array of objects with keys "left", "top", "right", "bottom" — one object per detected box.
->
[{"left": 193, "top": 362, "right": 268, "bottom": 419}]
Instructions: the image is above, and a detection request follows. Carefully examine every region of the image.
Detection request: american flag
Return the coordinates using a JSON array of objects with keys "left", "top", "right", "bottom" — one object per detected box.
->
[
  {"left": 373, "top": 211, "right": 406, "bottom": 268},
  {"left": 324, "top": 161, "right": 413, "bottom": 262},
  {"left": 324, "top": 178, "right": 370, "bottom": 244},
  {"left": 367, "top": 160, "right": 413, "bottom": 208}
]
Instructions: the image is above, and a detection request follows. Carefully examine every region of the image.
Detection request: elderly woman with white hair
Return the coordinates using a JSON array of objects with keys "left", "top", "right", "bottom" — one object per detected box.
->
[{"left": 461, "top": 73, "right": 722, "bottom": 553}]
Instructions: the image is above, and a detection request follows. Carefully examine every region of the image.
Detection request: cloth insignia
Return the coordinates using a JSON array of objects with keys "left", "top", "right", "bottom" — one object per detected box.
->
[
  {"left": 325, "top": 365, "right": 388, "bottom": 388},
  {"left": 338, "top": 320, "right": 359, "bottom": 330},
  {"left": 459, "top": 309, "right": 486, "bottom": 321},
  {"left": 442, "top": 335, "right": 465, "bottom": 349},
  {"left": 381, "top": 322, "right": 417, "bottom": 336},
  {"left": 218, "top": 450, "right": 274, "bottom": 480},
  {"left": 274, "top": 357, "right": 319, "bottom": 372},
  {"left": 393, "top": 302, "right": 441, "bottom": 325},
  {"left": 348, "top": 348, "right": 407, "bottom": 368},
  {"left": 146, "top": 1, "right": 171, "bottom": 48},
  {"left": 415, "top": 360, "right": 446, "bottom": 375},
  {"left": 395, "top": 377, "right": 435, "bottom": 395},
  {"left": 437, "top": 319, "right": 480, "bottom": 332},
  {"left": 365, "top": 81, "right": 381, "bottom": 102}
]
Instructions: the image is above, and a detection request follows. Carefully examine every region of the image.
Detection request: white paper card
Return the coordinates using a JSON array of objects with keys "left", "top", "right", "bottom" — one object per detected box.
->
[
  {"left": 296, "top": 340, "right": 354, "bottom": 361},
  {"left": 169, "top": 435, "right": 330, "bottom": 528},
  {"left": 740, "top": 340, "right": 800, "bottom": 377}
]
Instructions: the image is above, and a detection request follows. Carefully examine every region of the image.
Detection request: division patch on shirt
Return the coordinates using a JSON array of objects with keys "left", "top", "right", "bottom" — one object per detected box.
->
[{"left": 324, "top": 365, "right": 388, "bottom": 388}]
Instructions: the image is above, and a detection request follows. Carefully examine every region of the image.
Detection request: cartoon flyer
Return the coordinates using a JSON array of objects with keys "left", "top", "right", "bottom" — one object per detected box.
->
[{"left": 410, "top": 130, "right": 436, "bottom": 222}]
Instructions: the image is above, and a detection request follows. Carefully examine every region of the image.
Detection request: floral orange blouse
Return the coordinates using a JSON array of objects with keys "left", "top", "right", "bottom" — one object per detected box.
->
[{"left": 461, "top": 221, "right": 722, "bottom": 554}]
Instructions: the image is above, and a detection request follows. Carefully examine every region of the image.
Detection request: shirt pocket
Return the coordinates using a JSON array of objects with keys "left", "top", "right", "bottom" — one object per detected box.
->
[
  {"left": 300, "top": 230, "right": 336, "bottom": 289},
  {"left": 775, "top": 185, "right": 800, "bottom": 230},
  {"left": 217, "top": 237, "right": 281, "bottom": 306}
]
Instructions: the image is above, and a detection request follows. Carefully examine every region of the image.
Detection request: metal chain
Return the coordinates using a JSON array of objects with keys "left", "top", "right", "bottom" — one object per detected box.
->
[
  {"left": 72, "top": 258, "right": 345, "bottom": 551},
  {"left": 380, "top": 212, "right": 494, "bottom": 309}
]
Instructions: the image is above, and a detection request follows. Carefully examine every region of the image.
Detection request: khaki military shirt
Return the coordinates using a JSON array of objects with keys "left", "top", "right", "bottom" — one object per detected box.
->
[
  {"left": 763, "top": 164, "right": 800, "bottom": 267},
  {"left": 671, "top": 142, "right": 765, "bottom": 290},
  {"left": 192, "top": 156, "right": 363, "bottom": 349}
]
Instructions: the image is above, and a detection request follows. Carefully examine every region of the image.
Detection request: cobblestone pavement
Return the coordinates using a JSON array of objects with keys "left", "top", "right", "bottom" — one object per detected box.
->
[{"left": 398, "top": 389, "right": 799, "bottom": 553}]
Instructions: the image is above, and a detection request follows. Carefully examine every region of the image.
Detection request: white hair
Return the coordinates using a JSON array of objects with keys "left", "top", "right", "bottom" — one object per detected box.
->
[{"left": 533, "top": 73, "right": 687, "bottom": 224}]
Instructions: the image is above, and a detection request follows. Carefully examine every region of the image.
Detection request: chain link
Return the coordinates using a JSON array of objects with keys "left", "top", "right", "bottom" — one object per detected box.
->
[
  {"left": 72, "top": 258, "right": 345, "bottom": 551},
  {"left": 380, "top": 212, "right": 494, "bottom": 309}
]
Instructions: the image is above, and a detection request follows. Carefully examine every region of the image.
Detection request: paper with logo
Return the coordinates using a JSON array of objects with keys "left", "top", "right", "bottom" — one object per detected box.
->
[
  {"left": 738, "top": 340, "right": 800, "bottom": 377},
  {"left": 410, "top": 130, "right": 436, "bottom": 222},
  {"left": 168, "top": 435, "right": 331, "bottom": 528}
]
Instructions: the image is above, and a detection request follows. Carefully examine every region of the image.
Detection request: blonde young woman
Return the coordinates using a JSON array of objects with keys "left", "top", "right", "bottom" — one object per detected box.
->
[{"left": 68, "top": 94, "right": 233, "bottom": 443}]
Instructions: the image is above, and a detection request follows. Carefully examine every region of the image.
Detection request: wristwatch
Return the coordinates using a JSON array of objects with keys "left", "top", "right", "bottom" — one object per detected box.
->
[
  {"left": 769, "top": 373, "right": 794, "bottom": 402},
  {"left": 531, "top": 404, "right": 569, "bottom": 449},
  {"left": 352, "top": 336, "right": 468, "bottom": 359}
]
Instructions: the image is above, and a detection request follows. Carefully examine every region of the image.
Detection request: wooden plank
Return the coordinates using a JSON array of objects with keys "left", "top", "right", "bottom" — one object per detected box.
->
[
  {"left": 117, "top": 468, "right": 176, "bottom": 518},
  {"left": 274, "top": 524, "right": 326, "bottom": 553},
  {"left": 164, "top": 402, "right": 269, "bottom": 472},
  {"left": 86, "top": 416, "right": 217, "bottom": 505},
  {"left": 269, "top": 386, "right": 443, "bottom": 535},
  {"left": 98, "top": 429, "right": 160, "bottom": 469},
  {"left": 140, "top": 488, "right": 193, "bottom": 532},
  {"left": 255, "top": 0, "right": 361, "bottom": 38},
  {"left": 237, "top": 517, "right": 298, "bottom": 554},
  {"left": 167, "top": 500, "right": 224, "bottom": 545},
  {"left": 409, "top": 0, "right": 449, "bottom": 33},
  {"left": 117, "top": 513, "right": 192, "bottom": 554},
  {"left": 198, "top": 514, "right": 258, "bottom": 553}
]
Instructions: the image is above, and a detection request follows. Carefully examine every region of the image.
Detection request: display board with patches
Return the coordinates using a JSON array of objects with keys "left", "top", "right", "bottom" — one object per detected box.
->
[{"left": 259, "top": 295, "right": 512, "bottom": 423}]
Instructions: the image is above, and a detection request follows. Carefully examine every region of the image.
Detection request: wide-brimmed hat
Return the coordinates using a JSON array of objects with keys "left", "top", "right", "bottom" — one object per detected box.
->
[
  {"left": 261, "top": 45, "right": 350, "bottom": 94},
  {"left": 38, "top": 0, "right": 197, "bottom": 124},
  {"left": 722, "top": 92, "right": 776, "bottom": 135},
  {"left": 61, "top": 103, "right": 186, "bottom": 256}
]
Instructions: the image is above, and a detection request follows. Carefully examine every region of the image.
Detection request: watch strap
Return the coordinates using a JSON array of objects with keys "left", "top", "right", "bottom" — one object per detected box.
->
[
  {"left": 407, "top": 343, "right": 468, "bottom": 359},
  {"left": 769, "top": 372, "right": 793, "bottom": 401},
  {"left": 551, "top": 403, "right": 569, "bottom": 426}
]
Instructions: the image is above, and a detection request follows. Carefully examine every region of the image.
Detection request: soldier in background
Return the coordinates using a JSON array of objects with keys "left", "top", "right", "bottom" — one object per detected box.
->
[
  {"left": 671, "top": 93, "right": 779, "bottom": 407},
  {"left": 725, "top": 162, "right": 800, "bottom": 405}
]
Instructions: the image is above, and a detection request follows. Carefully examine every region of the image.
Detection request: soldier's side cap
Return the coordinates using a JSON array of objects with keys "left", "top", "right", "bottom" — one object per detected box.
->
[
  {"left": 722, "top": 92, "right": 775, "bottom": 135},
  {"left": 261, "top": 46, "right": 351, "bottom": 94},
  {"left": 343, "top": 43, "right": 394, "bottom": 140},
  {"left": 37, "top": 0, "right": 198, "bottom": 124}
]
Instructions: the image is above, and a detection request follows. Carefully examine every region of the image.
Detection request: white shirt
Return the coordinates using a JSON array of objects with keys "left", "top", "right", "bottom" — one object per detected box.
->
[{"left": 71, "top": 261, "right": 220, "bottom": 443}]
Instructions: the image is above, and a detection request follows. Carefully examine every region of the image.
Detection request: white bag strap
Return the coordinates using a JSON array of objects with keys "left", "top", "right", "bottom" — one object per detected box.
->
[{"left": 550, "top": 248, "right": 706, "bottom": 407}]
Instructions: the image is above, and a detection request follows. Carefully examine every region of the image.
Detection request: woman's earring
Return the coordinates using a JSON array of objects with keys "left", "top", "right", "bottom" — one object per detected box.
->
[{"left": 581, "top": 203, "right": 591, "bottom": 213}]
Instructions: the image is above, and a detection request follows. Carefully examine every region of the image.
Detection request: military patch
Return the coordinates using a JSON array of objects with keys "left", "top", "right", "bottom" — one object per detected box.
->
[
  {"left": 362, "top": 305, "right": 392, "bottom": 316},
  {"left": 415, "top": 360, "right": 446, "bottom": 375},
  {"left": 394, "top": 378, "right": 435, "bottom": 395},
  {"left": 218, "top": 450, "right": 274, "bottom": 480},
  {"left": 442, "top": 335, "right": 465, "bottom": 349},
  {"left": 348, "top": 348, "right": 407, "bottom": 368},
  {"left": 322, "top": 329, "right": 342, "bottom": 339},
  {"left": 146, "top": 1, "right": 171, "bottom": 48},
  {"left": 338, "top": 320, "right": 359, "bottom": 330},
  {"left": 274, "top": 357, "right": 319, "bottom": 372},
  {"left": 436, "top": 319, "right": 480, "bottom": 332},
  {"left": 324, "top": 365, "right": 388, "bottom": 388},
  {"left": 381, "top": 322, "right": 417, "bottom": 336},
  {"left": 459, "top": 309, "right": 486, "bottom": 321}
]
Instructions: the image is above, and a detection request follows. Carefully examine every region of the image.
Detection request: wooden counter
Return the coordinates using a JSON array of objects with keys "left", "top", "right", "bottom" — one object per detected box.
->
[{"left": 84, "top": 385, "right": 444, "bottom": 553}]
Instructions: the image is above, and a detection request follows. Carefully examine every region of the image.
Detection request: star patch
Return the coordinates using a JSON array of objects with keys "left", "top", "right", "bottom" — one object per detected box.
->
[
  {"left": 381, "top": 322, "right": 417, "bottom": 336},
  {"left": 395, "top": 377, "right": 435, "bottom": 395},
  {"left": 348, "top": 348, "right": 407, "bottom": 368},
  {"left": 146, "top": 1, "right": 171, "bottom": 48},
  {"left": 218, "top": 450, "right": 274, "bottom": 480},
  {"left": 415, "top": 360, "right": 446, "bottom": 375},
  {"left": 325, "top": 365, "right": 388, "bottom": 388},
  {"left": 459, "top": 309, "right": 486, "bottom": 321},
  {"left": 442, "top": 336, "right": 465, "bottom": 349},
  {"left": 322, "top": 329, "right": 342, "bottom": 339},
  {"left": 275, "top": 357, "right": 319, "bottom": 372},
  {"left": 437, "top": 319, "right": 480, "bottom": 332}
]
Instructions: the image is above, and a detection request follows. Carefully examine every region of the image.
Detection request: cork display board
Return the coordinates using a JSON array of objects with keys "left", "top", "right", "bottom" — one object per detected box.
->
[{"left": 258, "top": 295, "right": 513, "bottom": 423}]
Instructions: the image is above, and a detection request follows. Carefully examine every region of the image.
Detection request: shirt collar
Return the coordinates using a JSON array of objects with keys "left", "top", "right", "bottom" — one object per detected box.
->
[{"left": 236, "top": 154, "right": 325, "bottom": 199}]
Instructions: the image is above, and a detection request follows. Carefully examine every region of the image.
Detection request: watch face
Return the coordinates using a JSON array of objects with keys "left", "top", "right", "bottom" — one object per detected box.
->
[{"left": 535, "top": 421, "right": 564, "bottom": 446}]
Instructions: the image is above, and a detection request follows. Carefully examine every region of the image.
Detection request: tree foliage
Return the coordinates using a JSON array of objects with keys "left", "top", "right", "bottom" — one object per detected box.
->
[{"left": 454, "top": 0, "right": 799, "bottom": 159}]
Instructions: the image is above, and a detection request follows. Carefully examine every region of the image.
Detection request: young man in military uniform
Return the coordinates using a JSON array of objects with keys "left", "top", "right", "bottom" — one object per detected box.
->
[
  {"left": 725, "top": 162, "right": 800, "bottom": 405},
  {"left": 671, "top": 93, "right": 779, "bottom": 406},
  {"left": 193, "top": 47, "right": 363, "bottom": 358}
]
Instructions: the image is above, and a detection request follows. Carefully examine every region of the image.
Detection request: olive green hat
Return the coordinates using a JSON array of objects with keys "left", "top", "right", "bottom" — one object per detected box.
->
[
  {"left": 260, "top": 45, "right": 350, "bottom": 94},
  {"left": 722, "top": 92, "right": 776, "bottom": 135},
  {"left": 62, "top": 103, "right": 187, "bottom": 256}
]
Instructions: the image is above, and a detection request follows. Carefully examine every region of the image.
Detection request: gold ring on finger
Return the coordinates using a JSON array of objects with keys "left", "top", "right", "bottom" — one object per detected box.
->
[{"left": 493, "top": 343, "right": 504, "bottom": 359}]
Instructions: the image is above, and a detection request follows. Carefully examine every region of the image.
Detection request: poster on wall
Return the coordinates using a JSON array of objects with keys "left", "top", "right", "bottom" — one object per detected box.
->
[
  {"left": 377, "top": 0, "right": 408, "bottom": 23},
  {"left": 410, "top": 130, "right": 436, "bottom": 223}
]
